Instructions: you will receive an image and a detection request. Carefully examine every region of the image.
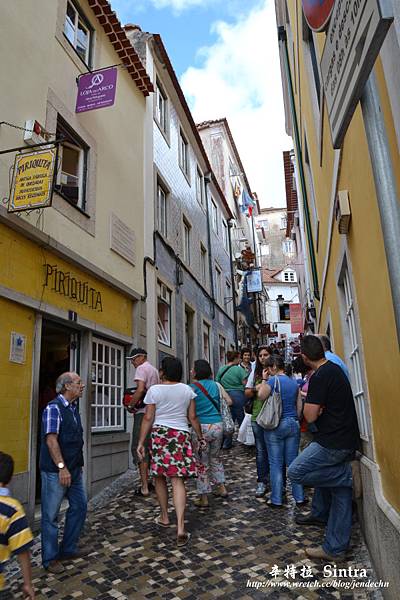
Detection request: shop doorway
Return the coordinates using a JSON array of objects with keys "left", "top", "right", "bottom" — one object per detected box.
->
[{"left": 36, "top": 320, "right": 79, "bottom": 499}]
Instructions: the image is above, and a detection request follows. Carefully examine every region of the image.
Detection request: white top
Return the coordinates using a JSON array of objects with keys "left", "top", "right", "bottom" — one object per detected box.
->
[
  {"left": 246, "top": 370, "right": 255, "bottom": 388},
  {"left": 144, "top": 383, "right": 196, "bottom": 432}
]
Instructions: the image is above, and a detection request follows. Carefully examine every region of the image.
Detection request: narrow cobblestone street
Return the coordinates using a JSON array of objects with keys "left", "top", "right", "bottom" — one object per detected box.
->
[{"left": 9, "top": 444, "right": 382, "bottom": 600}]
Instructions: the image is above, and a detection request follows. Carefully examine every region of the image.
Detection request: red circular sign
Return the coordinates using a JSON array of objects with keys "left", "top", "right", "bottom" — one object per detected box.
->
[{"left": 302, "top": 0, "right": 335, "bottom": 32}]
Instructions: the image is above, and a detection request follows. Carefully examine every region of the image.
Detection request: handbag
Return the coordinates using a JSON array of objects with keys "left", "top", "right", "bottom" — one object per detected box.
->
[
  {"left": 192, "top": 381, "right": 234, "bottom": 435},
  {"left": 256, "top": 376, "right": 282, "bottom": 430}
]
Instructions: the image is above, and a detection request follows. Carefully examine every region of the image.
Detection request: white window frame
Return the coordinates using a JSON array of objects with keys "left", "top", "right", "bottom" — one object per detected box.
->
[
  {"left": 155, "top": 79, "right": 168, "bottom": 134},
  {"left": 196, "top": 167, "right": 205, "bottom": 208},
  {"left": 200, "top": 243, "right": 207, "bottom": 286},
  {"left": 211, "top": 200, "right": 218, "bottom": 233},
  {"left": 158, "top": 281, "right": 172, "bottom": 346},
  {"left": 183, "top": 218, "right": 191, "bottom": 265},
  {"left": 202, "top": 321, "right": 211, "bottom": 362},
  {"left": 339, "top": 265, "right": 369, "bottom": 440},
  {"left": 179, "top": 129, "right": 189, "bottom": 177},
  {"left": 225, "top": 280, "right": 233, "bottom": 318},
  {"left": 215, "top": 265, "right": 223, "bottom": 305},
  {"left": 91, "top": 338, "right": 124, "bottom": 432},
  {"left": 219, "top": 335, "right": 226, "bottom": 365},
  {"left": 282, "top": 239, "right": 294, "bottom": 254},
  {"left": 157, "top": 182, "right": 167, "bottom": 237},
  {"left": 261, "top": 243, "right": 270, "bottom": 257},
  {"left": 64, "top": 0, "right": 92, "bottom": 65},
  {"left": 284, "top": 270, "right": 296, "bottom": 282},
  {"left": 222, "top": 219, "right": 229, "bottom": 251},
  {"left": 281, "top": 216, "right": 288, "bottom": 229},
  {"left": 56, "top": 118, "right": 88, "bottom": 211}
]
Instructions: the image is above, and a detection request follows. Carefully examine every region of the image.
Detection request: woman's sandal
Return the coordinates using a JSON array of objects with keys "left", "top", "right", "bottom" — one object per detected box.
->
[
  {"left": 135, "top": 487, "right": 150, "bottom": 497},
  {"left": 154, "top": 516, "right": 171, "bottom": 528},
  {"left": 177, "top": 532, "right": 191, "bottom": 547}
]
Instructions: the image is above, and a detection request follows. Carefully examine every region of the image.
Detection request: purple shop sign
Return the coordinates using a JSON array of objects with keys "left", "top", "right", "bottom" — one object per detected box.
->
[{"left": 76, "top": 67, "right": 117, "bottom": 113}]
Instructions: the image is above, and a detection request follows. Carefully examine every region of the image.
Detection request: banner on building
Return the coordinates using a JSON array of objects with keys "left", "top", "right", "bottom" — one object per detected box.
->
[
  {"left": 76, "top": 67, "right": 118, "bottom": 113},
  {"left": 246, "top": 269, "right": 262, "bottom": 293},
  {"left": 290, "top": 303, "right": 304, "bottom": 333},
  {"left": 8, "top": 147, "right": 57, "bottom": 212}
]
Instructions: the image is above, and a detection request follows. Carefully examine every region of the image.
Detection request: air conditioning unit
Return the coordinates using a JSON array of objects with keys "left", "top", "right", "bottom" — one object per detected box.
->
[
  {"left": 336, "top": 190, "right": 351, "bottom": 234},
  {"left": 24, "top": 119, "right": 50, "bottom": 146}
]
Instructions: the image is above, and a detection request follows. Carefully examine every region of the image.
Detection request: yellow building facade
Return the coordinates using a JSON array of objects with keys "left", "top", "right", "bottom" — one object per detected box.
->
[
  {"left": 275, "top": 0, "right": 400, "bottom": 593},
  {"left": 0, "top": 0, "right": 153, "bottom": 520}
]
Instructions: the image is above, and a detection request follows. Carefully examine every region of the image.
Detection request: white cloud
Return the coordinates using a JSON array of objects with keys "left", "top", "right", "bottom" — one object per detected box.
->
[
  {"left": 151, "top": 0, "right": 211, "bottom": 10},
  {"left": 180, "top": 0, "right": 292, "bottom": 208}
]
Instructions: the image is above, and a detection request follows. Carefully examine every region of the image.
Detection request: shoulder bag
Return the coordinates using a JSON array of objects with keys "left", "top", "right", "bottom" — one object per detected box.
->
[
  {"left": 256, "top": 376, "right": 282, "bottom": 430},
  {"left": 192, "top": 381, "right": 234, "bottom": 435}
]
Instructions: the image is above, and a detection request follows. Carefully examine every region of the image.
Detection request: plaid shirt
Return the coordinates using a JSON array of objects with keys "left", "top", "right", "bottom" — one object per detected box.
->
[{"left": 42, "top": 395, "right": 78, "bottom": 435}]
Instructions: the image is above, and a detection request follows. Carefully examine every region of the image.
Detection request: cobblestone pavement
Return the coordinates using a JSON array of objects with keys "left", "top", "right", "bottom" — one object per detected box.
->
[{"left": 8, "top": 444, "right": 383, "bottom": 599}]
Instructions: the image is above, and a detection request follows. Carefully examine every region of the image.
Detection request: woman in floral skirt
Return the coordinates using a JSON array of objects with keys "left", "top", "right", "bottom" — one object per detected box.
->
[{"left": 137, "top": 356, "right": 206, "bottom": 547}]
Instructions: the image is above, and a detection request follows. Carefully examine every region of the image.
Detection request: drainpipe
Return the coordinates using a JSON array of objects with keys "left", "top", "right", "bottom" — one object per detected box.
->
[
  {"left": 278, "top": 26, "right": 320, "bottom": 301},
  {"left": 204, "top": 173, "right": 216, "bottom": 319},
  {"left": 142, "top": 232, "right": 157, "bottom": 301},
  {"left": 360, "top": 72, "right": 400, "bottom": 345},
  {"left": 227, "top": 219, "right": 239, "bottom": 347}
]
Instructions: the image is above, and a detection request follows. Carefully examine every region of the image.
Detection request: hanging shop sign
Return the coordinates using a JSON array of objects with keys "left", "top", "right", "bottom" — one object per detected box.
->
[
  {"left": 76, "top": 67, "right": 118, "bottom": 113},
  {"left": 44, "top": 264, "right": 103, "bottom": 312},
  {"left": 8, "top": 147, "right": 57, "bottom": 212},
  {"left": 320, "top": 0, "right": 393, "bottom": 148},
  {"left": 290, "top": 303, "right": 304, "bottom": 334},
  {"left": 246, "top": 269, "right": 263, "bottom": 293},
  {"left": 302, "top": 0, "right": 335, "bottom": 31}
]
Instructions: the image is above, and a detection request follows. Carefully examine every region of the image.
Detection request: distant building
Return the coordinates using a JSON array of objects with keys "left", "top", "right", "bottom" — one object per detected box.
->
[{"left": 126, "top": 28, "right": 236, "bottom": 379}]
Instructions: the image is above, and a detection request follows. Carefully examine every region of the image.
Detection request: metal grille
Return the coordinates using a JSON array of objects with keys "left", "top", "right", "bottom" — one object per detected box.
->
[{"left": 91, "top": 338, "right": 124, "bottom": 432}]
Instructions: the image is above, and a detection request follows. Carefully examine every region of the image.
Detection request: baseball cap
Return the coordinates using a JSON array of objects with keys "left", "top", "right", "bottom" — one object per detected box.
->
[{"left": 126, "top": 347, "right": 147, "bottom": 360}]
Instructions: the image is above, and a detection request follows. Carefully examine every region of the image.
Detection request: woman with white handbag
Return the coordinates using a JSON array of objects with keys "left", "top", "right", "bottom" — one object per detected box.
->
[{"left": 257, "top": 355, "right": 306, "bottom": 509}]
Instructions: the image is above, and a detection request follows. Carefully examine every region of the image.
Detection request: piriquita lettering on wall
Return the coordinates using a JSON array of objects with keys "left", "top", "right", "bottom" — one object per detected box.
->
[{"left": 44, "top": 263, "right": 103, "bottom": 311}]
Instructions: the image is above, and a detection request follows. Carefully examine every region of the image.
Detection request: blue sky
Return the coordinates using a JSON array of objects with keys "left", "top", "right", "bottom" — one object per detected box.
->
[
  {"left": 110, "top": 0, "right": 292, "bottom": 207},
  {"left": 111, "top": 0, "right": 262, "bottom": 76}
]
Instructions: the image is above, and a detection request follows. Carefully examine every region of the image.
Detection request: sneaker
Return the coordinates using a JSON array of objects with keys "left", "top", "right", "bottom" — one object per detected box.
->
[
  {"left": 295, "top": 513, "right": 327, "bottom": 526},
  {"left": 305, "top": 545, "right": 345, "bottom": 561},
  {"left": 59, "top": 545, "right": 92, "bottom": 560},
  {"left": 45, "top": 560, "right": 65, "bottom": 574},
  {"left": 255, "top": 483, "right": 267, "bottom": 498}
]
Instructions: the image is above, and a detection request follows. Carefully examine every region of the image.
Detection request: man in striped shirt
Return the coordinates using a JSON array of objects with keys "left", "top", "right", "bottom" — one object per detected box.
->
[{"left": 0, "top": 452, "right": 35, "bottom": 599}]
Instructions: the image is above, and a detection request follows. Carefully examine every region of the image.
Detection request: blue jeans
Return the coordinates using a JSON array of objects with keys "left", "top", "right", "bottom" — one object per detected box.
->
[
  {"left": 41, "top": 468, "right": 87, "bottom": 567},
  {"left": 265, "top": 417, "right": 304, "bottom": 504},
  {"left": 251, "top": 421, "right": 269, "bottom": 483},
  {"left": 222, "top": 390, "right": 246, "bottom": 448},
  {"left": 288, "top": 442, "right": 354, "bottom": 555}
]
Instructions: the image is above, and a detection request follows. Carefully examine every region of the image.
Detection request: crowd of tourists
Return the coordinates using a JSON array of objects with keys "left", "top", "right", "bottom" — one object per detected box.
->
[{"left": 0, "top": 334, "right": 361, "bottom": 599}]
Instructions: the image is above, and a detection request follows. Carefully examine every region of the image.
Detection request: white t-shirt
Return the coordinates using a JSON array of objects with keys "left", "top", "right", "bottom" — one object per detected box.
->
[
  {"left": 144, "top": 383, "right": 196, "bottom": 432},
  {"left": 246, "top": 370, "right": 255, "bottom": 388}
]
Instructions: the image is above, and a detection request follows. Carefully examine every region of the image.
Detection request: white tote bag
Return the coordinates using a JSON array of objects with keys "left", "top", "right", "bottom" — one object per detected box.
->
[{"left": 237, "top": 412, "right": 255, "bottom": 445}]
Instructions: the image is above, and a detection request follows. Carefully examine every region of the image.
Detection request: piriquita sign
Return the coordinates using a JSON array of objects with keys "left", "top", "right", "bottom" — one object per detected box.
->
[
  {"left": 8, "top": 147, "right": 57, "bottom": 212},
  {"left": 76, "top": 67, "right": 117, "bottom": 113},
  {"left": 302, "top": 0, "right": 335, "bottom": 31}
]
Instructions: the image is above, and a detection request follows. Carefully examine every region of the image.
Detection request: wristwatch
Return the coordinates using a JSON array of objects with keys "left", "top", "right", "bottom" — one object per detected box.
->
[{"left": 57, "top": 461, "right": 65, "bottom": 469}]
